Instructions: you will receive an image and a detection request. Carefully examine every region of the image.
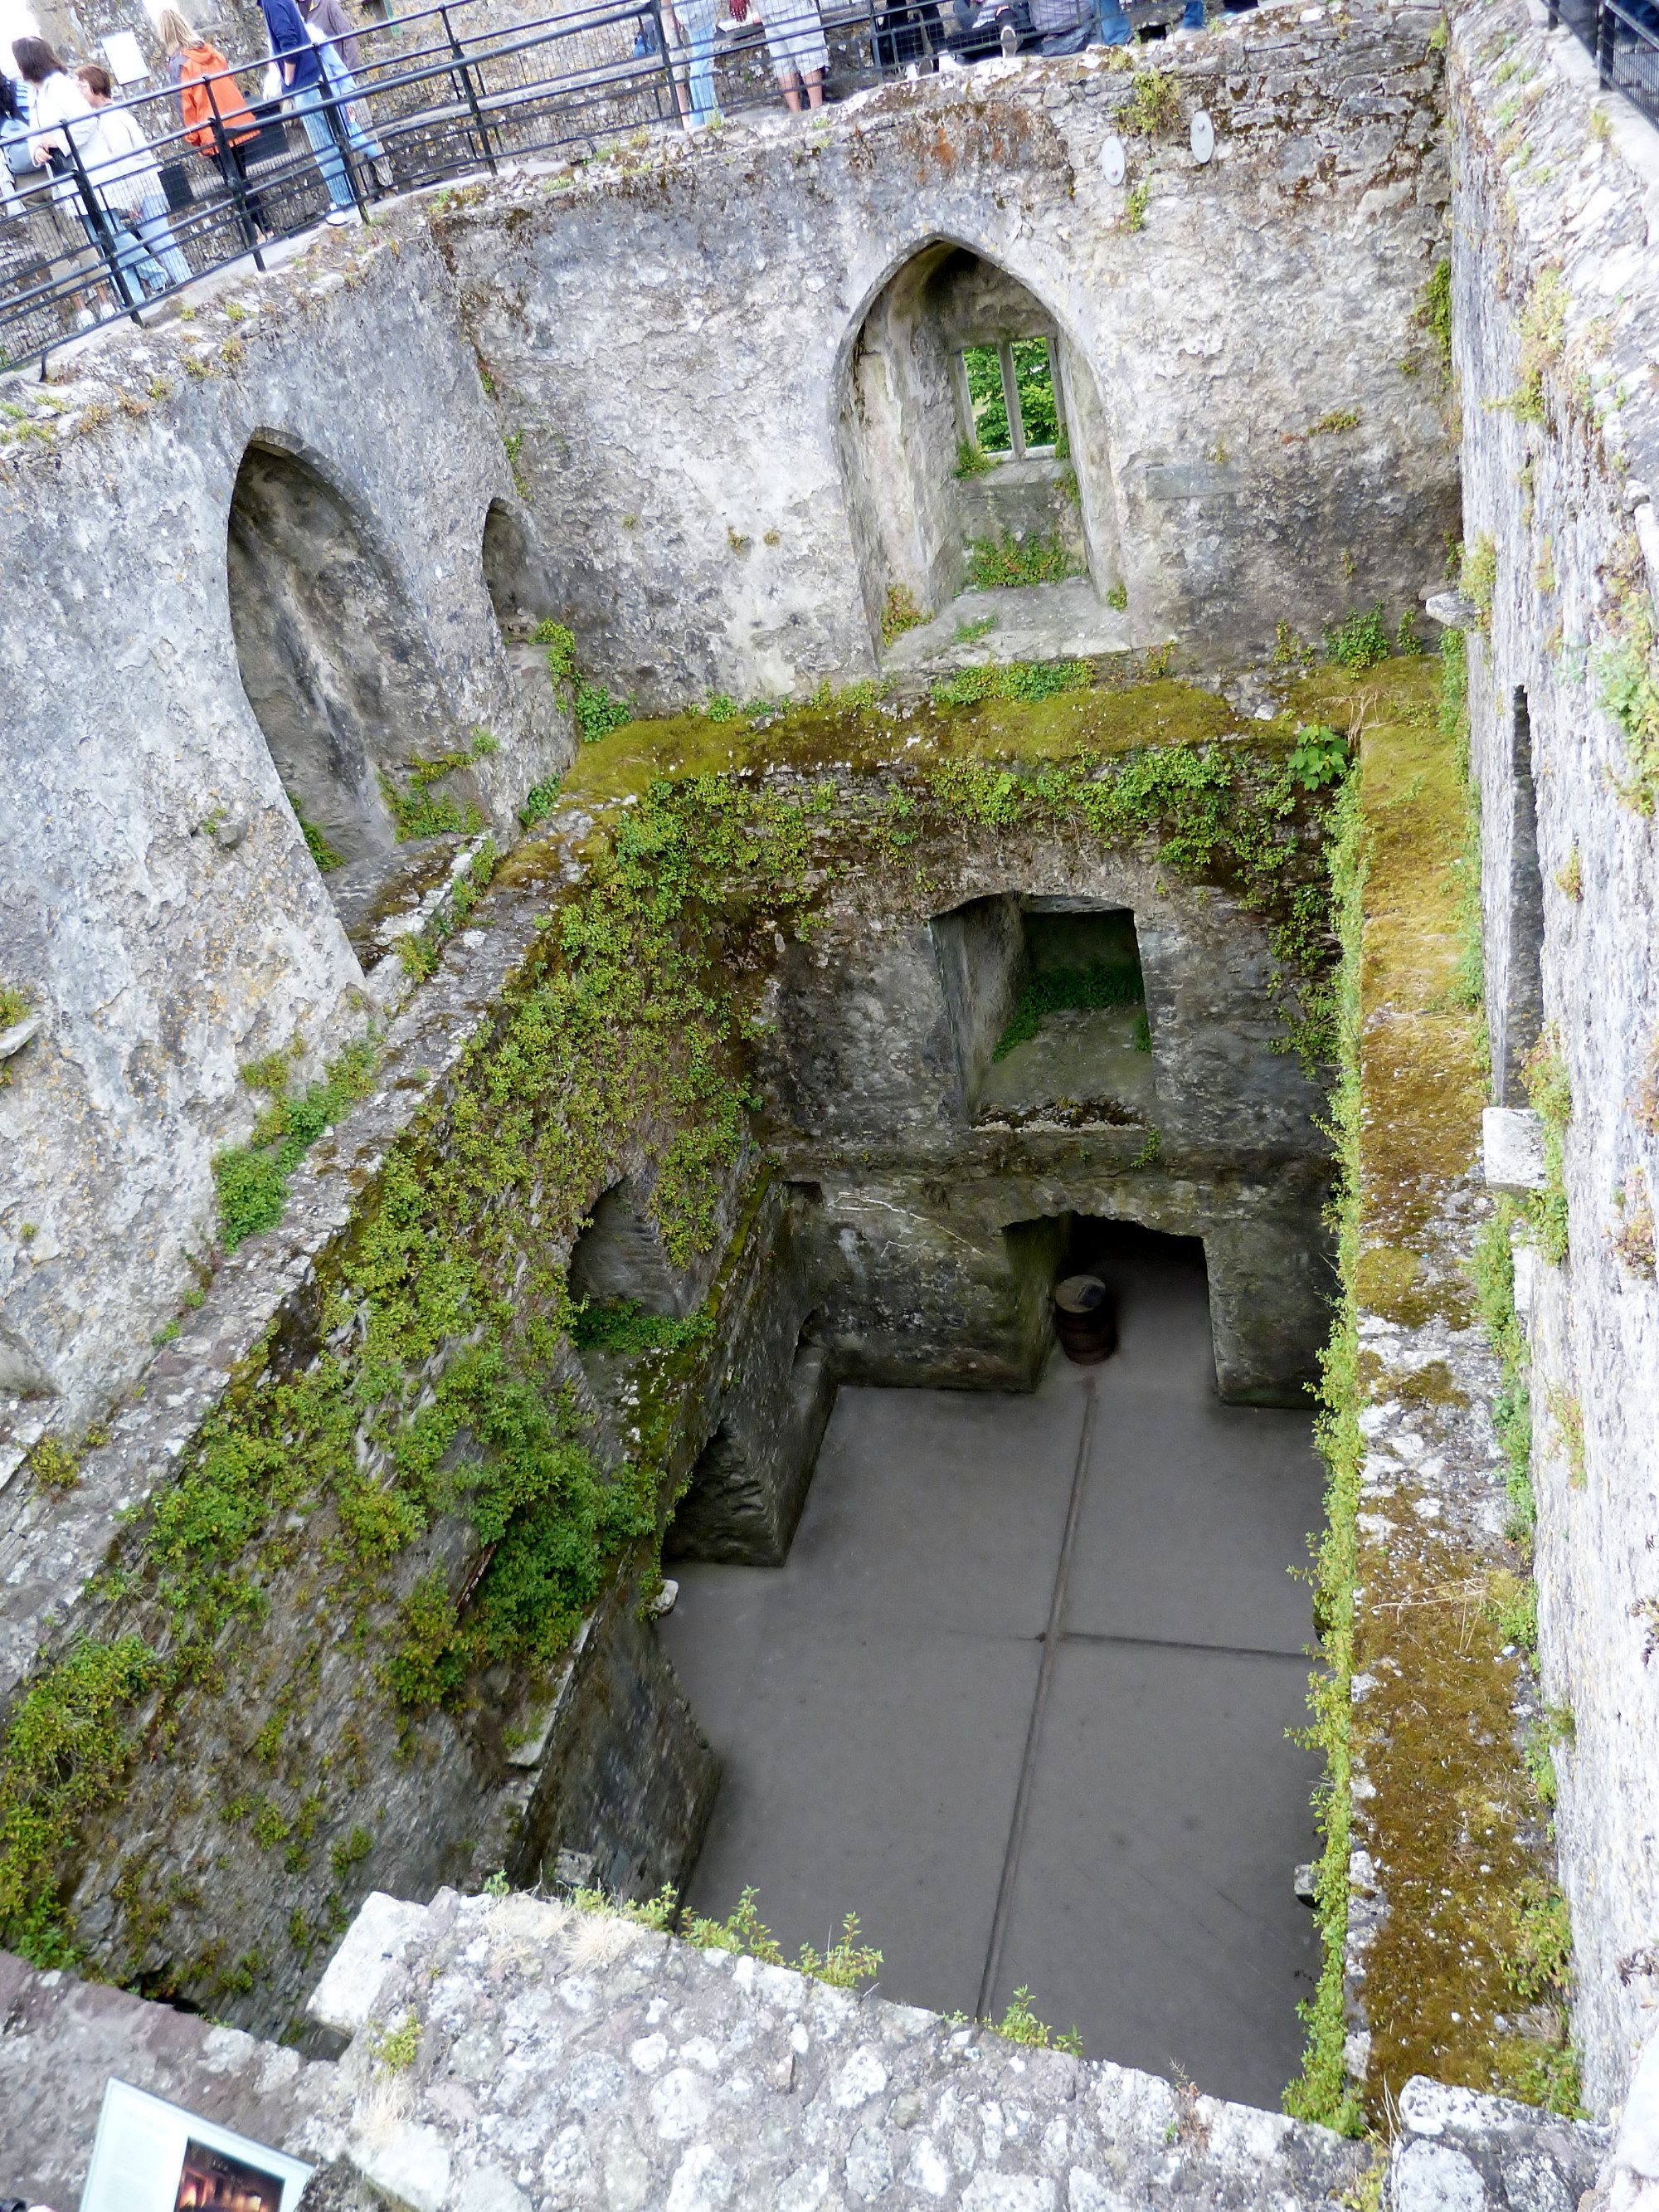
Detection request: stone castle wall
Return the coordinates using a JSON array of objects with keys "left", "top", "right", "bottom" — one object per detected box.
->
[
  {"left": 1447, "top": 0, "right": 1659, "bottom": 2112},
  {"left": 445, "top": 8, "right": 1453, "bottom": 706},
  {"left": 1, "top": 11, "right": 1452, "bottom": 1449}
]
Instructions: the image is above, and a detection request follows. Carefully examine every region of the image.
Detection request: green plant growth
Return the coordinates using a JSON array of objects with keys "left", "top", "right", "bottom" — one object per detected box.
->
[
  {"left": 286, "top": 792, "right": 345, "bottom": 871},
  {"left": 1462, "top": 537, "right": 1497, "bottom": 631},
  {"left": 991, "top": 1987, "right": 1083, "bottom": 2054},
  {"left": 380, "top": 755, "right": 485, "bottom": 841},
  {"left": 1323, "top": 606, "right": 1392, "bottom": 671},
  {"left": 373, "top": 2011, "right": 421, "bottom": 2072},
  {"left": 212, "top": 1039, "right": 379, "bottom": 1252},
  {"left": 881, "top": 583, "right": 927, "bottom": 647},
  {"left": 682, "top": 1887, "right": 883, "bottom": 1986},
  {"left": 961, "top": 339, "right": 1058, "bottom": 452},
  {"left": 1282, "top": 771, "right": 1366, "bottom": 2137},
  {"left": 1125, "top": 66, "right": 1181, "bottom": 136},
  {"left": 0, "top": 981, "right": 27, "bottom": 1028},
  {"left": 964, "top": 534, "right": 1082, "bottom": 592},
  {"left": 1418, "top": 258, "right": 1452, "bottom": 366},
  {"left": 534, "top": 617, "right": 635, "bottom": 746},
  {"left": 1597, "top": 594, "right": 1659, "bottom": 814},
  {"left": 576, "top": 679, "right": 635, "bottom": 746},
  {"left": 1523, "top": 1031, "right": 1571, "bottom": 1266},
  {"left": 953, "top": 614, "right": 998, "bottom": 645},
  {"left": 1287, "top": 724, "right": 1350, "bottom": 792},
  {"left": 1501, "top": 266, "right": 1569, "bottom": 424},
  {"left": 568, "top": 1299, "right": 713, "bottom": 1356},
  {"left": 928, "top": 660, "right": 1090, "bottom": 707},
  {"left": 1306, "top": 409, "right": 1360, "bottom": 436},
  {"left": 994, "top": 962, "right": 1144, "bottom": 1060},
  {"left": 0, "top": 1636, "right": 167, "bottom": 1966},
  {"left": 954, "top": 438, "right": 995, "bottom": 480},
  {"left": 1123, "top": 180, "right": 1150, "bottom": 231},
  {"left": 26, "top": 1435, "right": 81, "bottom": 1489}
]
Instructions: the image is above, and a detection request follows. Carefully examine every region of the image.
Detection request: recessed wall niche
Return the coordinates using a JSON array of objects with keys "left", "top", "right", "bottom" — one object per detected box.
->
[
  {"left": 838, "top": 246, "right": 1126, "bottom": 650},
  {"left": 932, "top": 894, "right": 1156, "bottom": 1128}
]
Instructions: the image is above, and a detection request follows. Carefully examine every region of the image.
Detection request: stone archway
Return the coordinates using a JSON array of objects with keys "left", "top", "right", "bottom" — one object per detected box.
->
[
  {"left": 226, "top": 437, "right": 465, "bottom": 885},
  {"left": 837, "top": 243, "right": 1126, "bottom": 670}
]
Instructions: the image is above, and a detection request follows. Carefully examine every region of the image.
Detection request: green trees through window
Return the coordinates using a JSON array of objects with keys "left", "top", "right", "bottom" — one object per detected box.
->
[{"left": 961, "top": 339, "right": 1060, "bottom": 455}]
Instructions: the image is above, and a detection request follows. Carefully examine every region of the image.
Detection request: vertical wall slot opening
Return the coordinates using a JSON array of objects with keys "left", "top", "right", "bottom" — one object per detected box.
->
[{"left": 1498, "top": 684, "right": 1546, "bottom": 1105}]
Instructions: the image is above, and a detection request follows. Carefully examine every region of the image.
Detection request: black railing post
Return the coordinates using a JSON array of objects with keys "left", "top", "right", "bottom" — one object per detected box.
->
[
  {"left": 440, "top": 2, "right": 499, "bottom": 173},
  {"left": 649, "top": 0, "right": 681, "bottom": 126},
  {"left": 209, "top": 103, "right": 265, "bottom": 266},
  {"left": 1595, "top": 0, "right": 1614, "bottom": 83},
  {"left": 67, "top": 135, "right": 144, "bottom": 321}
]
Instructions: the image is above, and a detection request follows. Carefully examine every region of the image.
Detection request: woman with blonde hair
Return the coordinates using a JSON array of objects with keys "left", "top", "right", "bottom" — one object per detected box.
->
[{"left": 156, "top": 4, "right": 272, "bottom": 238}]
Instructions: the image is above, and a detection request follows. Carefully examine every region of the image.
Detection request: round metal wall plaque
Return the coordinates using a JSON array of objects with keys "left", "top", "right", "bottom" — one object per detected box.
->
[
  {"left": 1190, "top": 110, "right": 1215, "bottom": 163},
  {"left": 1101, "top": 134, "right": 1126, "bottom": 186}
]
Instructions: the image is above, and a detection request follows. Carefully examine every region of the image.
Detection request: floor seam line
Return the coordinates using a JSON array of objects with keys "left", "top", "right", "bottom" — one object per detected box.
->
[
  {"left": 975, "top": 1373, "right": 1096, "bottom": 2023},
  {"left": 1055, "top": 1630, "right": 1309, "bottom": 1661}
]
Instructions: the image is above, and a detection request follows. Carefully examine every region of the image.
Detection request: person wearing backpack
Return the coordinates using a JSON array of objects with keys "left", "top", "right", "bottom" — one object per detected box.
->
[{"left": 158, "top": 8, "right": 272, "bottom": 238}]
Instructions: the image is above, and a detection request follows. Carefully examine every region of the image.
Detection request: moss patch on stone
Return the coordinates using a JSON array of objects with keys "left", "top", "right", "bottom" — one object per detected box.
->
[
  {"left": 552, "top": 675, "right": 1250, "bottom": 811},
  {"left": 1311, "top": 652, "right": 1566, "bottom": 2121}
]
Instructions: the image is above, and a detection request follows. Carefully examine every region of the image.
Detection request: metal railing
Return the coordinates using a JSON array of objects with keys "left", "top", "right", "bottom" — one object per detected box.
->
[
  {"left": 1547, "top": 0, "right": 1659, "bottom": 129},
  {"left": 0, "top": 0, "right": 973, "bottom": 373}
]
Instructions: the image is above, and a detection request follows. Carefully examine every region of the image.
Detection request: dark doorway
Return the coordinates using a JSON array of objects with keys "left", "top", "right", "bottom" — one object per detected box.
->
[{"left": 658, "top": 1221, "right": 1322, "bottom": 2107}]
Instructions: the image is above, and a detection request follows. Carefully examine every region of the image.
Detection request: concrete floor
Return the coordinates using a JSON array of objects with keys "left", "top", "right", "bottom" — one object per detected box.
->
[{"left": 658, "top": 1240, "right": 1324, "bottom": 2109}]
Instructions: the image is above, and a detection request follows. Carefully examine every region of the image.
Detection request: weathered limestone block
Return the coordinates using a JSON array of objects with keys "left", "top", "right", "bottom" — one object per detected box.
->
[
  {"left": 1390, "top": 2075, "right": 1607, "bottom": 2212},
  {"left": 1482, "top": 1107, "right": 1547, "bottom": 1194}
]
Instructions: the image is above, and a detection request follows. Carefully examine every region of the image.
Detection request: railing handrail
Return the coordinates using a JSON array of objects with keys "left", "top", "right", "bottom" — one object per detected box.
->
[{"left": 0, "top": 0, "right": 989, "bottom": 374}]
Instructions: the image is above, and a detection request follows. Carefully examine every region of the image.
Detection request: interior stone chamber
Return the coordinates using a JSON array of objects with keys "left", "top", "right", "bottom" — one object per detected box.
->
[{"left": 6, "top": 0, "right": 1659, "bottom": 2170}]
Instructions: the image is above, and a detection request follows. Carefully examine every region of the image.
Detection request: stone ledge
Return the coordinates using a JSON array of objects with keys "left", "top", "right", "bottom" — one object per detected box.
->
[{"left": 1483, "top": 1108, "right": 1547, "bottom": 1195}]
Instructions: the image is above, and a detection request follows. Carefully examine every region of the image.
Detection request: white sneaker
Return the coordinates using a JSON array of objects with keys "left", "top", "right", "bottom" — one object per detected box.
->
[
  {"left": 1000, "top": 20, "right": 1019, "bottom": 51},
  {"left": 325, "top": 207, "right": 359, "bottom": 226},
  {"left": 937, "top": 46, "right": 963, "bottom": 63}
]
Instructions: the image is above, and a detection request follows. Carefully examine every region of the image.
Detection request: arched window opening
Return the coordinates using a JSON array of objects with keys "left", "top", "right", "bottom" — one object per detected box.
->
[
  {"left": 482, "top": 497, "right": 552, "bottom": 637},
  {"left": 839, "top": 246, "right": 1127, "bottom": 671}
]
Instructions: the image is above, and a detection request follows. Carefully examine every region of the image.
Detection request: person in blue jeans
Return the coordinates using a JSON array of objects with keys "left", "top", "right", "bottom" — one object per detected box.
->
[
  {"left": 258, "top": 0, "right": 357, "bottom": 224},
  {"left": 1095, "top": 0, "right": 1252, "bottom": 39},
  {"left": 670, "top": 0, "right": 721, "bottom": 126}
]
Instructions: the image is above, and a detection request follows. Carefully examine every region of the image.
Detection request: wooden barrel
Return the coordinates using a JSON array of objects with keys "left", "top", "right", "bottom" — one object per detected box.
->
[{"left": 1052, "top": 1273, "right": 1117, "bottom": 1364}]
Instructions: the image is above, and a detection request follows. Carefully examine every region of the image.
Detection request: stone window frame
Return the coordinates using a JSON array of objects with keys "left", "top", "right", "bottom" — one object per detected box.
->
[{"left": 950, "top": 334, "right": 1068, "bottom": 463}]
